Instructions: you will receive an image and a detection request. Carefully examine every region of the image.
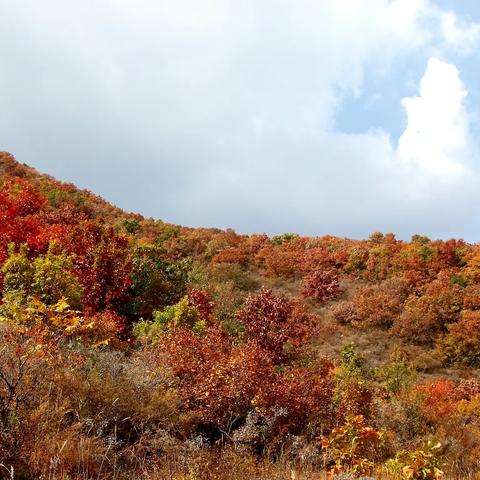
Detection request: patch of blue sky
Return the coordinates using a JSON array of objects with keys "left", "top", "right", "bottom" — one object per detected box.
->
[
  {"left": 435, "top": 0, "right": 480, "bottom": 22},
  {"left": 334, "top": 55, "right": 428, "bottom": 142}
]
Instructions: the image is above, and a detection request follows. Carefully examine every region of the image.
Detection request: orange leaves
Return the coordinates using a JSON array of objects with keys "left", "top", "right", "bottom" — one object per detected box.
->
[
  {"left": 414, "top": 379, "right": 457, "bottom": 419},
  {"left": 352, "top": 277, "right": 409, "bottom": 328},
  {"left": 439, "top": 310, "right": 480, "bottom": 366},
  {"left": 320, "top": 415, "right": 385, "bottom": 477},
  {"left": 392, "top": 270, "right": 464, "bottom": 344}
]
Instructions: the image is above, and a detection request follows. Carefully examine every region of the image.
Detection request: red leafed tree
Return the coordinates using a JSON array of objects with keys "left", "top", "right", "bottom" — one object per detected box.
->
[
  {"left": 163, "top": 325, "right": 273, "bottom": 429},
  {"left": 187, "top": 288, "right": 214, "bottom": 322},
  {"left": 255, "top": 360, "right": 335, "bottom": 434},
  {"left": 236, "top": 288, "right": 316, "bottom": 364},
  {"left": 61, "top": 222, "right": 132, "bottom": 314},
  {"left": 302, "top": 268, "right": 342, "bottom": 303},
  {"left": 415, "top": 379, "right": 457, "bottom": 419},
  {"left": 0, "top": 180, "right": 45, "bottom": 258}
]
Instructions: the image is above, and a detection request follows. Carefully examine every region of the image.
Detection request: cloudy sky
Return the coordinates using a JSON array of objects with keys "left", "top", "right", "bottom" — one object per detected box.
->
[{"left": 1, "top": 1, "right": 480, "bottom": 240}]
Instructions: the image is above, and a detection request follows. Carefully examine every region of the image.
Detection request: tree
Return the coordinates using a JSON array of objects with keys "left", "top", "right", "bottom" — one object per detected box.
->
[
  {"left": 1, "top": 242, "right": 83, "bottom": 313},
  {"left": 236, "top": 288, "right": 316, "bottom": 364},
  {"left": 123, "top": 244, "right": 191, "bottom": 320},
  {"left": 302, "top": 268, "right": 342, "bottom": 303}
]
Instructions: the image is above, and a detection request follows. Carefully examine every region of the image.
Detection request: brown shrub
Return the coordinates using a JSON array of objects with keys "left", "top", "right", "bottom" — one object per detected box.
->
[
  {"left": 439, "top": 310, "right": 480, "bottom": 366},
  {"left": 392, "top": 273, "right": 463, "bottom": 343},
  {"left": 352, "top": 277, "right": 409, "bottom": 328},
  {"left": 330, "top": 300, "right": 359, "bottom": 325}
]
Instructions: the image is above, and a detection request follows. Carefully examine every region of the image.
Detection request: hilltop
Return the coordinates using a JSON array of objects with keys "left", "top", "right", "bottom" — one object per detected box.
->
[{"left": 0, "top": 152, "right": 479, "bottom": 479}]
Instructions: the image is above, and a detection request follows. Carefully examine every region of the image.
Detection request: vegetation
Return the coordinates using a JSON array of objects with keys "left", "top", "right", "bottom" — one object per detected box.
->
[{"left": 0, "top": 151, "right": 480, "bottom": 479}]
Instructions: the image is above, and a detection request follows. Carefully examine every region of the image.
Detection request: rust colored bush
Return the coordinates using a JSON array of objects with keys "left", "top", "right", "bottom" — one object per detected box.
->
[
  {"left": 353, "top": 277, "right": 409, "bottom": 328},
  {"left": 255, "top": 360, "right": 335, "bottom": 435},
  {"left": 392, "top": 272, "right": 464, "bottom": 343},
  {"left": 256, "top": 238, "right": 306, "bottom": 278},
  {"left": 301, "top": 268, "right": 342, "bottom": 304},
  {"left": 188, "top": 288, "right": 214, "bottom": 322},
  {"left": 236, "top": 288, "right": 317, "bottom": 364},
  {"left": 415, "top": 379, "right": 457, "bottom": 420},
  {"left": 439, "top": 310, "right": 480, "bottom": 366},
  {"left": 330, "top": 300, "right": 359, "bottom": 325}
]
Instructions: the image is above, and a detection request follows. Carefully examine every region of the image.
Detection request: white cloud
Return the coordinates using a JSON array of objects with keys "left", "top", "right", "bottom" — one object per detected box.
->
[
  {"left": 397, "top": 57, "right": 473, "bottom": 179},
  {"left": 0, "top": 1, "right": 479, "bottom": 239},
  {"left": 437, "top": 9, "right": 480, "bottom": 54}
]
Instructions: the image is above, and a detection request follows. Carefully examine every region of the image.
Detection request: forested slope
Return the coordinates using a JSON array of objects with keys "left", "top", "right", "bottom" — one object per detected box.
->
[{"left": 0, "top": 151, "right": 479, "bottom": 479}]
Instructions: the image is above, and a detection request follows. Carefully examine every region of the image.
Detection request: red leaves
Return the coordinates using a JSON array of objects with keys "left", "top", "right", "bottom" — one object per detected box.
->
[
  {"left": 163, "top": 325, "right": 270, "bottom": 427},
  {"left": 302, "top": 268, "right": 342, "bottom": 303},
  {"left": 188, "top": 288, "right": 214, "bottom": 322},
  {"left": 163, "top": 323, "right": 333, "bottom": 431},
  {"left": 161, "top": 289, "right": 325, "bottom": 430},
  {"left": 62, "top": 222, "right": 132, "bottom": 313},
  {"left": 256, "top": 360, "right": 335, "bottom": 432},
  {"left": 0, "top": 180, "right": 46, "bottom": 255},
  {"left": 236, "top": 288, "right": 316, "bottom": 364}
]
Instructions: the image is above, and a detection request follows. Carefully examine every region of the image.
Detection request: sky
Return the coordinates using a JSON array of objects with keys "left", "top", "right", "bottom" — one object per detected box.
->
[{"left": 1, "top": 1, "right": 480, "bottom": 241}]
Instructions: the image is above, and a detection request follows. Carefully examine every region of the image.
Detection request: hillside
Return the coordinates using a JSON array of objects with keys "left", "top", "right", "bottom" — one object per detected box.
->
[{"left": 0, "top": 151, "right": 479, "bottom": 479}]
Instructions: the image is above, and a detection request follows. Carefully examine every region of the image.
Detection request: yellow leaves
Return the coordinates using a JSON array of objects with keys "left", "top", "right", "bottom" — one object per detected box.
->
[
  {"left": 92, "top": 338, "right": 110, "bottom": 349},
  {"left": 54, "top": 298, "right": 70, "bottom": 313},
  {"left": 0, "top": 295, "right": 115, "bottom": 348}
]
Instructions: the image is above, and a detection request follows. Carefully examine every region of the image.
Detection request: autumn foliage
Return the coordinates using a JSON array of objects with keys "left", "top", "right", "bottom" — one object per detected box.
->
[{"left": 1, "top": 152, "right": 480, "bottom": 478}]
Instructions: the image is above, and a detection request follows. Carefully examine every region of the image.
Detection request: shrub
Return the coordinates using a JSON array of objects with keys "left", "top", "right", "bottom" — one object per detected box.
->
[
  {"left": 330, "top": 300, "right": 359, "bottom": 325},
  {"left": 321, "top": 415, "right": 385, "bottom": 477},
  {"left": 188, "top": 288, "right": 214, "bottom": 322},
  {"left": 352, "top": 277, "right": 409, "bottom": 328},
  {"left": 125, "top": 244, "right": 192, "bottom": 319},
  {"left": 414, "top": 379, "right": 457, "bottom": 420},
  {"left": 255, "top": 360, "right": 335, "bottom": 437},
  {"left": 163, "top": 325, "right": 273, "bottom": 431},
  {"left": 302, "top": 269, "right": 342, "bottom": 304},
  {"left": 257, "top": 238, "right": 306, "bottom": 278},
  {"left": 374, "top": 349, "right": 417, "bottom": 396},
  {"left": 236, "top": 288, "right": 317, "bottom": 364},
  {"left": 384, "top": 440, "right": 445, "bottom": 479},
  {"left": 1, "top": 241, "right": 83, "bottom": 312},
  {"left": 392, "top": 274, "right": 463, "bottom": 344},
  {"left": 134, "top": 297, "right": 205, "bottom": 342},
  {"left": 334, "top": 344, "right": 375, "bottom": 420},
  {"left": 438, "top": 310, "right": 480, "bottom": 366}
]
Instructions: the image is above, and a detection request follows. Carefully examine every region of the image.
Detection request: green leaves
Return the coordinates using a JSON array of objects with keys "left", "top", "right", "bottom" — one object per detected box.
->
[{"left": 1, "top": 241, "right": 83, "bottom": 316}]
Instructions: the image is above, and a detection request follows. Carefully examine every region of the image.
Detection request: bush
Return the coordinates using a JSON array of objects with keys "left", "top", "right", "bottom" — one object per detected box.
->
[
  {"left": 392, "top": 274, "right": 463, "bottom": 344},
  {"left": 134, "top": 297, "right": 205, "bottom": 342},
  {"left": 321, "top": 415, "right": 385, "bottom": 477},
  {"left": 330, "top": 300, "right": 359, "bottom": 325},
  {"left": 352, "top": 277, "right": 409, "bottom": 328},
  {"left": 374, "top": 349, "right": 416, "bottom": 396},
  {"left": 236, "top": 288, "right": 316, "bottom": 364},
  {"left": 384, "top": 440, "right": 445, "bottom": 479},
  {"left": 438, "top": 310, "right": 480, "bottom": 366},
  {"left": 302, "top": 268, "right": 342, "bottom": 304}
]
